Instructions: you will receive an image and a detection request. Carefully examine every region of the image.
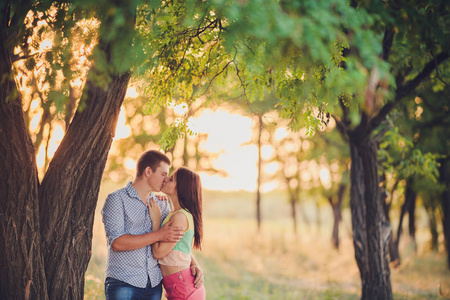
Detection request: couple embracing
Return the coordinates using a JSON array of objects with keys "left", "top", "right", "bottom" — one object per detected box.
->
[{"left": 102, "top": 150, "right": 206, "bottom": 300}]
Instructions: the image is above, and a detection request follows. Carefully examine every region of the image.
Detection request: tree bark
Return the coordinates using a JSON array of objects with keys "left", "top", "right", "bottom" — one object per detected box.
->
[
  {"left": 0, "top": 19, "right": 49, "bottom": 300},
  {"left": 1, "top": 2, "right": 135, "bottom": 299},
  {"left": 348, "top": 117, "right": 392, "bottom": 300},
  {"left": 39, "top": 72, "right": 131, "bottom": 299},
  {"left": 37, "top": 9, "right": 135, "bottom": 298}
]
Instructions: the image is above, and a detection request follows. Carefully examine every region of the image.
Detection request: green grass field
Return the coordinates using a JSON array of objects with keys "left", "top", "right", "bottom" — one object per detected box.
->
[{"left": 84, "top": 180, "right": 450, "bottom": 299}]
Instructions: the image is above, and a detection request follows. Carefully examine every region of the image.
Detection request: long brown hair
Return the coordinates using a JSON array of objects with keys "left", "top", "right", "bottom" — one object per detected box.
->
[{"left": 174, "top": 167, "right": 203, "bottom": 249}]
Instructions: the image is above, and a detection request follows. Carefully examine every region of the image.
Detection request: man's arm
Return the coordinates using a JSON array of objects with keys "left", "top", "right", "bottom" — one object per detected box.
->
[
  {"left": 111, "top": 219, "right": 181, "bottom": 251},
  {"left": 103, "top": 193, "right": 184, "bottom": 252},
  {"left": 152, "top": 212, "right": 188, "bottom": 259}
]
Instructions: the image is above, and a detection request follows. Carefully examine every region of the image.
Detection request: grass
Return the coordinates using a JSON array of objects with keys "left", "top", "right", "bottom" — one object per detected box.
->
[{"left": 84, "top": 180, "right": 450, "bottom": 299}]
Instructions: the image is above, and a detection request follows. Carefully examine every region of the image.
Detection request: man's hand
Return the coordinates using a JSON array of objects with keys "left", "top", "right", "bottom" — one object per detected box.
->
[
  {"left": 191, "top": 264, "right": 204, "bottom": 288},
  {"left": 159, "top": 219, "right": 185, "bottom": 243}
]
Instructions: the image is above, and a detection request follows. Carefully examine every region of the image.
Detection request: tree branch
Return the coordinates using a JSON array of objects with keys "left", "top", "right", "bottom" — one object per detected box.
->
[
  {"left": 370, "top": 50, "right": 449, "bottom": 130},
  {"left": 396, "top": 51, "right": 449, "bottom": 101},
  {"left": 382, "top": 27, "right": 395, "bottom": 62},
  {"left": 332, "top": 114, "right": 348, "bottom": 142}
]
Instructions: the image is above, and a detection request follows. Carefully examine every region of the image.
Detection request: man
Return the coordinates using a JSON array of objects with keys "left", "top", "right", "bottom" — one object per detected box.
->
[{"left": 102, "top": 150, "right": 203, "bottom": 299}]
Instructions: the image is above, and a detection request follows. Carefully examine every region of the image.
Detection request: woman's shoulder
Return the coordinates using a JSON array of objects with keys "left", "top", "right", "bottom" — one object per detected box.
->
[
  {"left": 171, "top": 210, "right": 189, "bottom": 224},
  {"left": 171, "top": 209, "right": 193, "bottom": 231}
]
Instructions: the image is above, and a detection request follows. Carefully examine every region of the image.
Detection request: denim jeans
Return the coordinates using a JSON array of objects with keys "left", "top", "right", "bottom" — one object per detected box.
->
[{"left": 105, "top": 277, "right": 162, "bottom": 300}]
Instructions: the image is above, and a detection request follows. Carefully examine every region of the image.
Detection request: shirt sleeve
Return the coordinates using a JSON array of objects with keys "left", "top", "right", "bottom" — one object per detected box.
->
[{"left": 102, "top": 192, "right": 126, "bottom": 246}]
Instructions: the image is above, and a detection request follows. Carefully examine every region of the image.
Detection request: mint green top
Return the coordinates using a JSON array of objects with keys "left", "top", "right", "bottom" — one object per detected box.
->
[{"left": 161, "top": 208, "right": 194, "bottom": 255}]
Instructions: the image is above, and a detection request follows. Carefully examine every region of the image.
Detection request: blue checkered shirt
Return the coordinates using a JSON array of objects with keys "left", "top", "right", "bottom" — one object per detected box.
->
[{"left": 101, "top": 182, "right": 171, "bottom": 288}]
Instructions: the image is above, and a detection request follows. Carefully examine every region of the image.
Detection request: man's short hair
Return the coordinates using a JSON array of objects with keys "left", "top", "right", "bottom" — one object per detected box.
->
[{"left": 136, "top": 150, "right": 171, "bottom": 177}]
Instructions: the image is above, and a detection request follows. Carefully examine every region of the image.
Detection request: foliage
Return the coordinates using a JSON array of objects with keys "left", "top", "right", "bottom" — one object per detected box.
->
[
  {"left": 139, "top": 0, "right": 391, "bottom": 148},
  {"left": 378, "top": 126, "right": 442, "bottom": 183}
]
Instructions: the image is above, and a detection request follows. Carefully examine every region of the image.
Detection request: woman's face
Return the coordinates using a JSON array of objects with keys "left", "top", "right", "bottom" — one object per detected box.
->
[{"left": 162, "top": 172, "right": 177, "bottom": 196}]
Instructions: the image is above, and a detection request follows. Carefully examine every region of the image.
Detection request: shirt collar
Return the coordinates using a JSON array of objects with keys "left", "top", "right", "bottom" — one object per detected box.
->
[
  {"left": 125, "top": 182, "right": 142, "bottom": 201},
  {"left": 125, "top": 182, "right": 157, "bottom": 205}
]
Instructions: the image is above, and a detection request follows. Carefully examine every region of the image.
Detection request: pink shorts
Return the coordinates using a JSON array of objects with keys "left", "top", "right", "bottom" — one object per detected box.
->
[{"left": 162, "top": 268, "right": 206, "bottom": 300}]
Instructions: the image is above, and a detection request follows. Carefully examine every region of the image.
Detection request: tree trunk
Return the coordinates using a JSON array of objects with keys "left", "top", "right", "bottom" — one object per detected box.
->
[
  {"left": 289, "top": 188, "right": 298, "bottom": 234},
  {"left": 389, "top": 179, "right": 416, "bottom": 264},
  {"left": 429, "top": 208, "right": 439, "bottom": 251},
  {"left": 406, "top": 181, "right": 417, "bottom": 245},
  {"left": 329, "top": 196, "right": 340, "bottom": 249},
  {"left": 256, "top": 115, "right": 263, "bottom": 232},
  {"left": 329, "top": 183, "right": 345, "bottom": 250},
  {"left": 1, "top": 2, "right": 135, "bottom": 299},
  {"left": 39, "top": 73, "right": 131, "bottom": 299},
  {"left": 38, "top": 8, "right": 135, "bottom": 297},
  {"left": 440, "top": 157, "right": 450, "bottom": 269},
  {"left": 0, "top": 16, "right": 49, "bottom": 300},
  {"left": 348, "top": 118, "right": 392, "bottom": 300}
]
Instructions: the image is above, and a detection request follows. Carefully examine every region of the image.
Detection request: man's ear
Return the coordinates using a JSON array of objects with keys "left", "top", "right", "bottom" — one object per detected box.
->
[{"left": 145, "top": 166, "right": 153, "bottom": 177}]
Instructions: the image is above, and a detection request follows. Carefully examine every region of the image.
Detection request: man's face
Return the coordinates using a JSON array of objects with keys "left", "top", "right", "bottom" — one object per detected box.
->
[{"left": 147, "top": 162, "right": 169, "bottom": 192}]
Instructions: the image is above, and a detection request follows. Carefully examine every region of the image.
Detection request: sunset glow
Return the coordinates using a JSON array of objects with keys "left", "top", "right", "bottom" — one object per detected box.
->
[
  {"left": 33, "top": 103, "right": 322, "bottom": 193},
  {"left": 195, "top": 109, "right": 258, "bottom": 191},
  {"left": 113, "top": 107, "right": 131, "bottom": 140}
]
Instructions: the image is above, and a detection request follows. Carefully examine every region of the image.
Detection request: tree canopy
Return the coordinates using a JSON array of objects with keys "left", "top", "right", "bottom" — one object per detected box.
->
[{"left": 1, "top": 0, "right": 449, "bottom": 299}]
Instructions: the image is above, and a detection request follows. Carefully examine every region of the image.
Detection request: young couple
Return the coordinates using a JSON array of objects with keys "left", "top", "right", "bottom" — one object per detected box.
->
[{"left": 102, "top": 150, "right": 206, "bottom": 300}]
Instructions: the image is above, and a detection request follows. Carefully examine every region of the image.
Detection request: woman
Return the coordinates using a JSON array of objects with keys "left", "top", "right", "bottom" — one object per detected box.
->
[{"left": 148, "top": 167, "right": 205, "bottom": 300}]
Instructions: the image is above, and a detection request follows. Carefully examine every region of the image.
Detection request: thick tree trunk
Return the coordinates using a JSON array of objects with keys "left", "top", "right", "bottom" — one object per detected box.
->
[
  {"left": 0, "top": 17, "right": 49, "bottom": 300},
  {"left": 38, "top": 9, "right": 135, "bottom": 298},
  {"left": 1, "top": 2, "right": 135, "bottom": 299},
  {"left": 348, "top": 118, "right": 392, "bottom": 300},
  {"left": 39, "top": 73, "right": 131, "bottom": 299}
]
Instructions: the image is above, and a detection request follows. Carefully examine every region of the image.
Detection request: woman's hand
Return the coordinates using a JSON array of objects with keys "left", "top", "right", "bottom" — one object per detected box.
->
[
  {"left": 148, "top": 197, "right": 161, "bottom": 231},
  {"left": 155, "top": 194, "right": 168, "bottom": 201},
  {"left": 191, "top": 264, "right": 204, "bottom": 288}
]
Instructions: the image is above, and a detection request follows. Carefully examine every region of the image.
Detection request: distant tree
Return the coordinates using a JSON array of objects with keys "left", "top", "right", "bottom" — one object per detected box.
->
[
  {"left": 412, "top": 88, "right": 450, "bottom": 265},
  {"left": 313, "top": 127, "right": 350, "bottom": 250},
  {"left": 378, "top": 124, "right": 441, "bottom": 265},
  {"left": 266, "top": 122, "right": 309, "bottom": 234}
]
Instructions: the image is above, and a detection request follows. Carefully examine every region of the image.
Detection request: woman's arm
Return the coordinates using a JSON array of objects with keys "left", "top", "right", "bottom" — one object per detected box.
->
[{"left": 152, "top": 212, "right": 188, "bottom": 259}]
